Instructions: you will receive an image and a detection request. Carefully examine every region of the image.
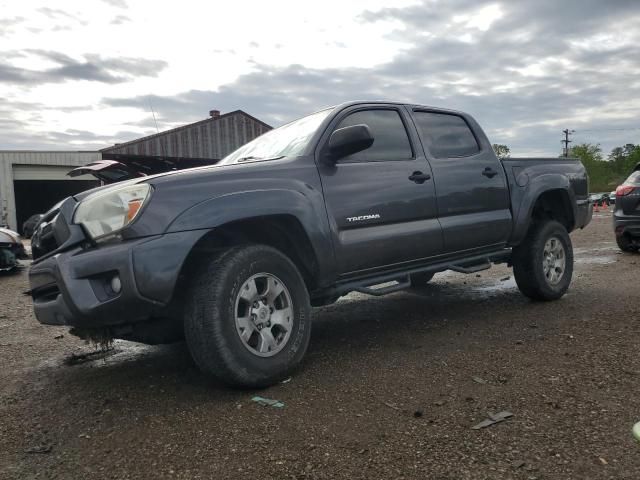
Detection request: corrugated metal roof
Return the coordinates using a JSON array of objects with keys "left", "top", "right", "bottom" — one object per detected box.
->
[{"left": 100, "top": 110, "right": 272, "bottom": 160}]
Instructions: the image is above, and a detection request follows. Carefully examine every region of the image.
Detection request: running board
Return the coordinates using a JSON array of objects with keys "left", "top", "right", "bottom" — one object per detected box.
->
[
  {"left": 354, "top": 276, "right": 411, "bottom": 296},
  {"left": 314, "top": 249, "right": 511, "bottom": 300},
  {"left": 449, "top": 262, "right": 491, "bottom": 274}
]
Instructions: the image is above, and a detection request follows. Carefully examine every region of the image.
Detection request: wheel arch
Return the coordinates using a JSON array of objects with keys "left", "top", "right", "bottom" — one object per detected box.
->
[
  {"left": 511, "top": 180, "right": 577, "bottom": 245},
  {"left": 174, "top": 214, "right": 322, "bottom": 300}
]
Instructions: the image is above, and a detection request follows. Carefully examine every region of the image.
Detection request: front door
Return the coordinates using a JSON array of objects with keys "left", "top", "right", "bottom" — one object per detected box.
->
[
  {"left": 411, "top": 109, "right": 511, "bottom": 253},
  {"left": 317, "top": 105, "right": 443, "bottom": 275}
]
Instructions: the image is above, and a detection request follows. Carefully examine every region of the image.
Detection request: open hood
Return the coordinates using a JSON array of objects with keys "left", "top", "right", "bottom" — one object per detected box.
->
[
  {"left": 68, "top": 155, "right": 218, "bottom": 184},
  {"left": 68, "top": 160, "right": 146, "bottom": 184}
]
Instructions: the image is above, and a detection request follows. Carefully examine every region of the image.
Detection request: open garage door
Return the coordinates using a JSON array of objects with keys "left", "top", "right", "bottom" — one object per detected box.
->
[
  {"left": 12, "top": 165, "right": 99, "bottom": 234},
  {"left": 12, "top": 165, "right": 97, "bottom": 181}
]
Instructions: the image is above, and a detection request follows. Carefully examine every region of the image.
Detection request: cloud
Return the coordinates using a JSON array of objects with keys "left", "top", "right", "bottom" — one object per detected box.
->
[
  {"left": 3, "top": 0, "right": 640, "bottom": 155},
  {"left": 37, "top": 7, "right": 87, "bottom": 25},
  {"left": 0, "top": 16, "right": 25, "bottom": 37},
  {"left": 101, "top": 0, "right": 640, "bottom": 155},
  {"left": 100, "top": 0, "right": 128, "bottom": 8},
  {"left": 110, "top": 15, "right": 131, "bottom": 25},
  {"left": 0, "top": 50, "right": 168, "bottom": 85}
]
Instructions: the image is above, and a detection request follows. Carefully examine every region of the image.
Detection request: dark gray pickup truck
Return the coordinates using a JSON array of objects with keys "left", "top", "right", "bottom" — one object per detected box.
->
[{"left": 29, "top": 101, "right": 592, "bottom": 387}]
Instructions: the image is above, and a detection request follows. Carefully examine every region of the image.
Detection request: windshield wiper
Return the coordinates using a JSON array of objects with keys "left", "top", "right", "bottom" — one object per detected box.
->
[{"left": 237, "top": 155, "right": 285, "bottom": 163}]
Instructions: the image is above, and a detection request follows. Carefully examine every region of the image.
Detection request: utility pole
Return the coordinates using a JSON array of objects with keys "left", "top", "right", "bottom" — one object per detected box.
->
[{"left": 562, "top": 129, "right": 574, "bottom": 157}]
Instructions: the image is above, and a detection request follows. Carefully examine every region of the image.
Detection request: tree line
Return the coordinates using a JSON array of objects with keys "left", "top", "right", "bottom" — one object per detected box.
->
[{"left": 492, "top": 143, "right": 640, "bottom": 193}]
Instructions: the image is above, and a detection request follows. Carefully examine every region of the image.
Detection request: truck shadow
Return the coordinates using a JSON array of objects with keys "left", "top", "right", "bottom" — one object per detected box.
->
[{"left": 36, "top": 275, "right": 528, "bottom": 393}]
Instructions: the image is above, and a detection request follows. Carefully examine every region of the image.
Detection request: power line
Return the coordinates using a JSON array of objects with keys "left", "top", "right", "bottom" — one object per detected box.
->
[{"left": 574, "top": 127, "right": 640, "bottom": 133}]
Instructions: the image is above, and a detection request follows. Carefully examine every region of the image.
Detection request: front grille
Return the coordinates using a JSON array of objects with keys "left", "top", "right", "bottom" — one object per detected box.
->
[
  {"left": 31, "top": 213, "right": 59, "bottom": 260},
  {"left": 31, "top": 207, "right": 71, "bottom": 260}
]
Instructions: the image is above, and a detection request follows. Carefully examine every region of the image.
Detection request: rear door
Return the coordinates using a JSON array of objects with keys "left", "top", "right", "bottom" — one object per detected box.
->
[
  {"left": 317, "top": 105, "right": 443, "bottom": 275},
  {"left": 411, "top": 110, "right": 511, "bottom": 253}
]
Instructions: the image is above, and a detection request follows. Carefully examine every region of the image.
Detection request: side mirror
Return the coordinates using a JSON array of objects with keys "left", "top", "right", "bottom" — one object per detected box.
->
[{"left": 328, "top": 124, "right": 374, "bottom": 161}]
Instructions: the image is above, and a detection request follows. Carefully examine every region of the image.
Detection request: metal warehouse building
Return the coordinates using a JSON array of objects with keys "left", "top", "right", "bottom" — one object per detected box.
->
[
  {"left": 101, "top": 109, "right": 271, "bottom": 160},
  {"left": 0, "top": 109, "right": 271, "bottom": 233},
  {"left": 0, "top": 151, "right": 101, "bottom": 232}
]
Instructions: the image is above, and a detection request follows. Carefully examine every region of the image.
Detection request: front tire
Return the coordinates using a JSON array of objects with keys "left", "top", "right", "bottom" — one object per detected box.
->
[
  {"left": 512, "top": 220, "right": 573, "bottom": 301},
  {"left": 184, "top": 245, "right": 312, "bottom": 388}
]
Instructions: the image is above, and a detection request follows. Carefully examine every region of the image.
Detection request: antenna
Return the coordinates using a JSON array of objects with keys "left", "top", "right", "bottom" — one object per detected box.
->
[
  {"left": 147, "top": 97, "right": 160, "bottom": 134},
  {"left": 147, "top": 97, "right": 166, "bottom": 158}
]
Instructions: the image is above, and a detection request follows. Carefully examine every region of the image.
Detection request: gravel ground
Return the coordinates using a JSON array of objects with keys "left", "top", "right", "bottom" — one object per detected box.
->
[{"left": 1, "top": 212, "right": 639, "bottom": 480}]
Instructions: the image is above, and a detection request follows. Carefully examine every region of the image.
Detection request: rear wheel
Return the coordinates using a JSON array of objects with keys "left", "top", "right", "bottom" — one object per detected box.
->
[
  {"left": 616, "top": 234, "right": 637, "bottom": 252},
  {"left": 184, "top": 245, "right": 311, "bottom": 388},
  {"left": 512, "top": 220, "right": 573, "bottom": 301}
]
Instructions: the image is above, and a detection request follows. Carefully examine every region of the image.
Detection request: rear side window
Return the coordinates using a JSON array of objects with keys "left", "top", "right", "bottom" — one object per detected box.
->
[
  {"left": 413, "top": 112, "right": 480, "bottom": 158},
  {"left": 336, "top": 109, "right": 413, "bottom": 161}
]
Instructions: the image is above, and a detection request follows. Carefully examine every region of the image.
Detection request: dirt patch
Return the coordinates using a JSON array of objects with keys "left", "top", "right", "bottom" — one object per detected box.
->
[{"left": 1, "top": 215, "right": 639, "bottom": 479}]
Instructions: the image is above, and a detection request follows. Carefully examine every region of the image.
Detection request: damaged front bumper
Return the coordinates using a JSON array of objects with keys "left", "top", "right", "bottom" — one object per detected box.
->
[{"left": 29, "top": 228, "right": 206, "bottom": 329}]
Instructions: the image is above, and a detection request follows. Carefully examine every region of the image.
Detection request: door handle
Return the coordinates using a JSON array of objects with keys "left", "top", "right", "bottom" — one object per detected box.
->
[
  {"left": 409, "top": 171, "right": 431, "bottom": 184},
  {"left": 482, "top": 167, "right": 498, "bottom": 178}
]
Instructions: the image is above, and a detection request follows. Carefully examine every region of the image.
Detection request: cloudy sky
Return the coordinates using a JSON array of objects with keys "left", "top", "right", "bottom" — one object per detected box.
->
[{"left": 1, "top": 0, "right": 639, "bottom": 156}]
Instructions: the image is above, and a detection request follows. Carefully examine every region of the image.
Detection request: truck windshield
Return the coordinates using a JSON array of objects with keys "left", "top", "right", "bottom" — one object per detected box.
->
[{"left": 219, "top": 108, "right": 334, "bottom": 165}]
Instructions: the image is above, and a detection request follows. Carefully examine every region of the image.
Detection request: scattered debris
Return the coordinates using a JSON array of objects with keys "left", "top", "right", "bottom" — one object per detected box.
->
[
  {"left": 281, "top": 377, "right": 292, "bottom": 384},
  {"left": 500, "top": 276, "right": 511, "bottom": 281},
  {"left": 512, "top": 460, "right": 526, "bottom": 469},
  {"left": 434, "top": 400, "right": 446, "bottom": 406},
  {"left": 515, "top": 340, "right": 524, "bottom": 345},
  {"left": 54, "top": 334, "right": 64, "bottom": 340},
  {"left": 383, "top": 401, "right": 400, "bottom": 411},
  {"left": 64, "top": 348, "right": 117, "bottom": 366},
  {"left": 25, "top": 444, "right": 52, "bottom": 454},
  {"left": 471, "top": 411, "right": 513, "bottom": 430},
  {"left": 472, "top": 376, "right": 487, "bottom": 385},
  {"left": 413, "top": 410, "right": 423, "bottom": 418},
  {"left": 598, "top": 457, "right": 608, "bottom": 465},
  {"left": 529, "top": 324, "right": 538, "bottom": 329},
  {"left": 251, "top": 396, "right": 285, "bottom": 408}
]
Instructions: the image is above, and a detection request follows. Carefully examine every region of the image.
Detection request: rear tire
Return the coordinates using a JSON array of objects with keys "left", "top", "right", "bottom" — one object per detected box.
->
[
  {"left": 512, "top": 220, "right": 573, "bottom": 301},
  {"left": 410, "top": 272, "right": 434, "bottom": 286},
  {"left": 616, "top": 234, "right": 637, "bottom": 252},
  {"left": 184, "top": 245, "right": 311, "bottom": 388}
]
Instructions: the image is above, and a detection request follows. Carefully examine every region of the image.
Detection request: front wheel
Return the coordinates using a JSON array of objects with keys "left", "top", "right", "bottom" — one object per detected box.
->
[
  {"left": 184, "top": 245, "right": 312, "bottom": 388},
  {"left": 512, "top": 220, "right": 573, "bottom": 301}
]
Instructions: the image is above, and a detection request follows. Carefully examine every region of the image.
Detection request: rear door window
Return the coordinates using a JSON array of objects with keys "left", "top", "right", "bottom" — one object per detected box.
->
[
  {"left": 413, "top": 112, "right": 480, "bottom": 158},
  {"left": 336, "top": 109, "right": 413, "bottom": 162}
]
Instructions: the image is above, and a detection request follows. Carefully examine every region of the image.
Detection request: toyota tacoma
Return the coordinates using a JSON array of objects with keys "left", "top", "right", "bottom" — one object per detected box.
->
[{"left": 29, "top": 101, "right": 592, "bottom": 387}]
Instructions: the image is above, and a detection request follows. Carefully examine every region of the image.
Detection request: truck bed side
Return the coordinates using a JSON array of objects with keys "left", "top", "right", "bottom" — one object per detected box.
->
[{"left": 501, "top": 158, "right": 591, "bottom": 246}]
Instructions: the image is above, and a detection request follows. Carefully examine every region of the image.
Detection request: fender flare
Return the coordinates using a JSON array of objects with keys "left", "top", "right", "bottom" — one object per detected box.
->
[
  {"left": 165, "top": 188, "right": 335, "bottom": 281},
  {"left": 510, "top": 174, "right": 576, "bottom": 245}
]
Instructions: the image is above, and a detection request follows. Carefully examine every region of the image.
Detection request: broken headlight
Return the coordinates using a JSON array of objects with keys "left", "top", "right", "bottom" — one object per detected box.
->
[{"left": 73, "top": 183, "right": 151, "bottom": 241}]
